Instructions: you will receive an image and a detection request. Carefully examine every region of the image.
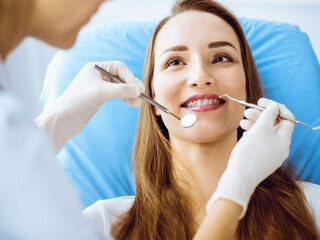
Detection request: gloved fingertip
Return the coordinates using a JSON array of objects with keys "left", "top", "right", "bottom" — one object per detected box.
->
[
  {"left": 136, "top": 79, "right": 145, "bottom": 93},
  {"left": 128, "top": 98, "right": 142, "bottom": 108},
  {"left": 257, "top": 98, "right": 274, "bottom": 108},
  {"left": 240, "top": 119, "right": 253, "bottom": 131},
  {"left": 114, "top": 83, "right": 141, "bottom": 99},
  {"left": 124, "top": 96, "right": 141, "bottom": 107},
  {"left": 244, "top": 108, "right": 261, "bottom": 120},
  {"left": 256, "top": 102, "right": 279, "bottom": 126},
  {"left": 95, "top": 61, "right": 107, "bottom": 69},
  {"left": 278, "top": 104, "right": 295, "bottom": 120},
  {"left": 132, "top": 83, "right": 142, "bottom": 98},
  {"left": 266, "top": 101, "right": 279, "bottom": 110}
]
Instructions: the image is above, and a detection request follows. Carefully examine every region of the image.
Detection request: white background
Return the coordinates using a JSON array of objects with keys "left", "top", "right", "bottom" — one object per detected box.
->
[{"left": 4, "top": 0, "right": 320, "bottom": 117}]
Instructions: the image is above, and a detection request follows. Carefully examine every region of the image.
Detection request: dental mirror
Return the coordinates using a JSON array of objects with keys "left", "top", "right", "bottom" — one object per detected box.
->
[
  {"left": 94, "top": 64, "right": 197, "bottom": 128},
  {"left": 180, "top": 113, "right": 197, "bottom": 128}
]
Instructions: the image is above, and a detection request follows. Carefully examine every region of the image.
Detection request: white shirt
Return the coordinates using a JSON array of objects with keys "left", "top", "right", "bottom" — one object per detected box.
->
[
  {"left": 0, "top": 58, "right": 102, "bottom": 240},
  {"left": 83, "top": 182, "right": 320, "bottom": 240},
  {"left": 0, "top": 57, "right": 9, "bottom": 90}
]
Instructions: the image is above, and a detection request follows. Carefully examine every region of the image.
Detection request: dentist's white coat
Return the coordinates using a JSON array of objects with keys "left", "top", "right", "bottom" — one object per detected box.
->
[{"left": 0, "top": 58, "right": 103, "bottom": 240}]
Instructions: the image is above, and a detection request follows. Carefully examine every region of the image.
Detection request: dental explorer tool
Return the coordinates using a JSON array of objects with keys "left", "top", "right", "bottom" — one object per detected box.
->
[
  {"left": 219, "top": 94, "right": 320, "bottom": 131},
  {"left": 94, "top": 64, "right": 197, "bottom": 128}
]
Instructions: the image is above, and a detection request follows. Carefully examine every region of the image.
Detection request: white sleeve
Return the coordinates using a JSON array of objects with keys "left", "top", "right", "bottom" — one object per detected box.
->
[
  {"left": 82, "top": 196, "right": 135, "bottom": 239},
  {"left": 83, "top": 200, "right": 111, "bottom": 239},
  {"left": 0, "top": 91, "right": 103, "bottom": 240},
  {"left": 300, "top": 181, "right": 320, "bottom": 230}
]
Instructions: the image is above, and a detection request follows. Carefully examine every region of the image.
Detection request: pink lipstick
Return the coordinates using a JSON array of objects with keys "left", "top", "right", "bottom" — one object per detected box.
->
[{"left": 181, "top": 94, "right": 226, "bottom": 112}]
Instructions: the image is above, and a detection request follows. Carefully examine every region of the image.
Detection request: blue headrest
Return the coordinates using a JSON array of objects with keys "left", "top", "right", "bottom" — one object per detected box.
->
[{"left": 41, "top": 19, "right": 320, "bottom": 208}]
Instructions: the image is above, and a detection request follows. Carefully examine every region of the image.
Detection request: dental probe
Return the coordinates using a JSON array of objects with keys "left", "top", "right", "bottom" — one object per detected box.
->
[
  {"left": 219, "top": 94, "right": 320, "bottom": 131},
  {"left": 94, "top": 64, "right": 197, "bottom": 128}
]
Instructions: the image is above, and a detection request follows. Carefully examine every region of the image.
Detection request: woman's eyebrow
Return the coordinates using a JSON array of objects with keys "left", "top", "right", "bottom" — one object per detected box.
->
[
  {"left": 159, "top": 45, "right": 188, "bottom": 59},
  {"left": 158, "top": 41, "right": 237, "bottom": 59},
  {"left": 208, "top": 41, "right": 237, "bottom": 51}
]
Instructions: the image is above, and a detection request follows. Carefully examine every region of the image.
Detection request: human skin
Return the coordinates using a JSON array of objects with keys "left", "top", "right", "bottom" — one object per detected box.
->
[
  {"left": 0, "top": 0, "right": 105, "bottom": 59},
  {"left": 0, "top": 1, "right": 245, "bottom": 238},
  {"left": 193, "top": 199, "right": 242, "bottom": 240},
  {"left": 152, "top": 10, "right": 246, "bottom": 226},
  {"left": 28, "top": 0, "right": 104, "bottom": 48}
]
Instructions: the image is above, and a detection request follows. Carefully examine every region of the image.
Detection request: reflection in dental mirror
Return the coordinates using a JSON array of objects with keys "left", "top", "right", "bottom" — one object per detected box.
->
[{"left": 180, "top": 113, "right": 197, "bottom": 128}]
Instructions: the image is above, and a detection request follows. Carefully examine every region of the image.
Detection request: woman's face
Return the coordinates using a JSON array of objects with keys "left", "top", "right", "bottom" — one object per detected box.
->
[{"left": 153, "top": 11, "right": 246, "bottom": 143}]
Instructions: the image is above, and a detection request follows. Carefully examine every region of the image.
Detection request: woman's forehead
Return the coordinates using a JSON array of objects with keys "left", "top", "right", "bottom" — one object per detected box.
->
[{"left": 154, "top": 11, "right": 240, "bottom": 58}]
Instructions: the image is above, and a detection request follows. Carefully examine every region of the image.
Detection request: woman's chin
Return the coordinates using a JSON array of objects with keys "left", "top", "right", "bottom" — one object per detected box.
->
[{"left": 171, "top": 124, "right": 238, "bottom": 145}]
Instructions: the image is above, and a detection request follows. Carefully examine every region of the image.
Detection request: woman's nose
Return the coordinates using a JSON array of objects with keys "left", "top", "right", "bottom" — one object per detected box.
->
[{"left": 187, "top": 63, "right": 215, "bottom": 88}]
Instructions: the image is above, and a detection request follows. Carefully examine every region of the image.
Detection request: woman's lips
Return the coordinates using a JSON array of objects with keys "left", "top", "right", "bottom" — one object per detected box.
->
[
  {"left": 181, "top": 93, "right": 226, "bottom": 112},
  {"left": 183, "top": 103, "right": 224, "bottom": 112}
]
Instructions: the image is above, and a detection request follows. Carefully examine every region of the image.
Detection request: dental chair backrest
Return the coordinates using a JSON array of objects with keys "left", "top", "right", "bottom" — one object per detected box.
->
[{"left": 41, "top": 19, "right": 320, "bottom": 208}]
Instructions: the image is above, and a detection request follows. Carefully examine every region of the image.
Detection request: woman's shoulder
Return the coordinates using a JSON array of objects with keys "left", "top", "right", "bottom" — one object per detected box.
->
[
  {"left": 299, "top": 181, "right": 320, "bottom": 203},
  {"left": 298, "top": 181, "right": 320, "bottom": 229},
  {"left": 82, "top": 196, "right": 135, "bottom": 239},
  {"left": 87, "top": 196, "right": 134, "bottom": 215}
]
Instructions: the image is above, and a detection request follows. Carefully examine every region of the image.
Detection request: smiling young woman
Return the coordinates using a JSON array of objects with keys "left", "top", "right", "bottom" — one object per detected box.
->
[{"left": 102, "top": 0, "right": 319, "bottom": 239}]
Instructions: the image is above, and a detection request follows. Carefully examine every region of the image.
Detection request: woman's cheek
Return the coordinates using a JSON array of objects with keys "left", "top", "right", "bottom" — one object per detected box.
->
[
  {"left": 153, "top": 80, "right": 174, "bottom": 115},
  {"left": 153, "top": 75, "right": 179, "bottom": 101}
]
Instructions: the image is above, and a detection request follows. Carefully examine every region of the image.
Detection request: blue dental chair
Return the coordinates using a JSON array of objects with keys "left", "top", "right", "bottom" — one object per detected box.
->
[{"left": 40, "top": 19, "right": 320, "bottom": 208}]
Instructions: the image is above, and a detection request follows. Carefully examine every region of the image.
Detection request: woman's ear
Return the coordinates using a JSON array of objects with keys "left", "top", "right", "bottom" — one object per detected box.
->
[
  {"left": 154, "top": 106, "right": 161, "bottom": 116},
  {"left": 153, "top": 93, "right": 161, "bottom": 116}
]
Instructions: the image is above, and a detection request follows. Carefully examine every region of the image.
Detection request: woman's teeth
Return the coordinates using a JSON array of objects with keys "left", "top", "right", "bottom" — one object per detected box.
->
[{"left": 184, "top": 98, "right": 224, "bottom": 108}]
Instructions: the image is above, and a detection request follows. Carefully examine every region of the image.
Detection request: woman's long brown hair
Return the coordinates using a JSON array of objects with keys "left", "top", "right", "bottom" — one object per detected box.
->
[{"left": 112, "top": 0, "right": 319, "bottom": 239}]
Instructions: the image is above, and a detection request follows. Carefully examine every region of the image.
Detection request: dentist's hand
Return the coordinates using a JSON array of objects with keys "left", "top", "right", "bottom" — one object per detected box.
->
[
  {"left": 206, "top": 98, "right": 295, "bottom": 218},
  {"left": 35, "top": 61, "right": 144, "bottom": 154}
]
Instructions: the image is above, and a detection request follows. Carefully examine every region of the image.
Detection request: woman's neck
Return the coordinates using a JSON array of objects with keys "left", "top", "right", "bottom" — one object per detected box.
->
[
  {"left": 171, "top": 130, "right": 238, "bottom": 223},
  {"left": 0, "top": 0, "right": 34, "bottom": 59}
]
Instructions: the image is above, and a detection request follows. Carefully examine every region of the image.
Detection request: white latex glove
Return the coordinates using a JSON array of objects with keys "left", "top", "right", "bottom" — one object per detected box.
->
[
  {"left": 206, "top": 98, "right": 295, "bottom": 218},
  {"left": 35, "top": 61, "right": 145, "bottom": 154}
]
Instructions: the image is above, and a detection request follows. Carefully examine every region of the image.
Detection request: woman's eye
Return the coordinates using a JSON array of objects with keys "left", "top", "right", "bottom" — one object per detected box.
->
[
  {"left": 166, "top": 58, "right": 184, "bottom": 68},
  {"left": 212, "top": 55, "right": 231, "bottom": 64}
]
